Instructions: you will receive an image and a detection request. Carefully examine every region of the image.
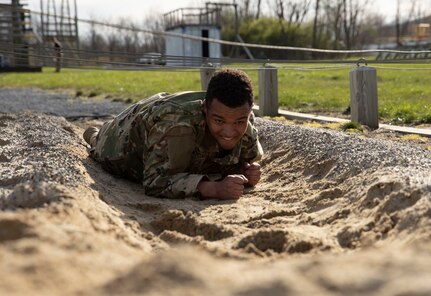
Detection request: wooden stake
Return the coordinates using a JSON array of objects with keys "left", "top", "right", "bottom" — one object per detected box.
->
[
  {"left": 200, "top": 64, "right": 216, "bottom": 91},
  {"left": 349, "top": 65, "right": 379, "bottom": 129},
  {"left": 258, "top": 65, "right": 278, "bottom": 116}
]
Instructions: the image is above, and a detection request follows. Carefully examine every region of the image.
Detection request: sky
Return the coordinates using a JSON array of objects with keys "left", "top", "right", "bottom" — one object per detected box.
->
[{"left": 25, "top": 0, "right": 430, "bottom": 25}]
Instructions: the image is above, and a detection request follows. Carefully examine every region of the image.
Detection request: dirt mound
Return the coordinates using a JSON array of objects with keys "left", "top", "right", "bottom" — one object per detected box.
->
[{"left": 0, "top": 111, "right": 430, "bottom": 295}]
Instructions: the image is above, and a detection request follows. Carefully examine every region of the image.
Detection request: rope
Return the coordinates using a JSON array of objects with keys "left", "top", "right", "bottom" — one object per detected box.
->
[
  {"left": 4, "top": 48, "right": 431, "bottom": 71},
  {"left": 2, "top": 40, "right": 431, "bottom": 68}
]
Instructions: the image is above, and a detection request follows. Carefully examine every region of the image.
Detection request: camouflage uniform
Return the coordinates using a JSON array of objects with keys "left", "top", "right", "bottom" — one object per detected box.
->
[{"left": 90, "top": 91, "right": 263, "bottom": 198}]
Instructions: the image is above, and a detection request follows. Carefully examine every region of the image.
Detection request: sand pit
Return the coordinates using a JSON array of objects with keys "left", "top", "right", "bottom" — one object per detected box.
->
[{"left": 1, "top": 92, "right": 431, "bottom": 295}]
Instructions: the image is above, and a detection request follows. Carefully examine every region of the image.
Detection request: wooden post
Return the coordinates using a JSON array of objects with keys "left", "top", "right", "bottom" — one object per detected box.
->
[
  {"left": 258, "top": 65, "right": 278, "bottom": 116},
  {"left": 200, "top": 63, "right": 216, "bottom": 91},
  {"left": 349, "top": 65, "right": 379, "bottom": 129}
]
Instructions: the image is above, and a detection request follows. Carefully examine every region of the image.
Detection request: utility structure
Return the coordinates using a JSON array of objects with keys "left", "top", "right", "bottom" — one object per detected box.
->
[
  {"left": 39, "top": 0, "right": 79, "bottom": 66},
  {"left": 163, "top": 2, "right": 253, "bottom": 66},
  {"left": 163, "top": 5, "right": 222, "bottom": 66},
  {"left": 0, "top": 0, "right": 39, "bottom": 70}
]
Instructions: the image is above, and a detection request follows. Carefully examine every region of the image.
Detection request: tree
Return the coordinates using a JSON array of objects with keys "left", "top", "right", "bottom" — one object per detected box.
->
[
  {"left": 239, "top": 17, "right": 311, "bottom": 59},
  {"left": 256, "top": 0, "right": 262, "bottom": 19},
  {"left": 341, "top": 0, "right": 370, "bottom": 50},
  {"left": 356, "top": 13, "right": 385, "bottom": 46},
  {"left": 272, "top": 0, "right": 312, "bottom": 41},
  {"left": 312, "top": 0, "right": 321, "bottom": 49},
  {"left": 318, "top": 0, "right": 369, "bottom": 50},
  {"left": 395, "top": 0, "right": 402, "bottom": 46},
  {"left": 321, "top": 0, "right": 343, "bottom": 49},
  {"left": 87, "top": 21, "right": 106, "bottom": 52}
]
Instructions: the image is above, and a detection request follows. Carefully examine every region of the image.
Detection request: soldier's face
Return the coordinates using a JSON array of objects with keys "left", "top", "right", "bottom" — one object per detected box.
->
[{"left": 204, "top": 98, "right": 252, "bottom": 150}]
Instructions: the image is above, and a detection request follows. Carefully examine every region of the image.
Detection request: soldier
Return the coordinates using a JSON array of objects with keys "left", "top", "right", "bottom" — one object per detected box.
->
[
  {"left": 83, "top": 68, "right": 263, "bottom": 199},
  {"left": 53, "top": 37, "right": 63, "bottom": 73}
]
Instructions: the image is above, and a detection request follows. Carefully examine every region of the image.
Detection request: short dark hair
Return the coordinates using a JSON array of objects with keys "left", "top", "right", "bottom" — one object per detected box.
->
[{"left": 205, "top": 68, "right": 253, "bottom": 108}]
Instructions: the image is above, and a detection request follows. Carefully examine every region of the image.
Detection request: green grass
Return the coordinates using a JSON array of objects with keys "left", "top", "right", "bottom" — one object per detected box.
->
[
  {"left": 1, "top": 64, "right": 431, "bottom": 124},
  {"left": 272, "top": 68, "right": 349, "bottom": 111},
  {"left": 340, "top": 121, "right": 363, "bottom": 132},
  {"left": 0, "top": 68, "right": 201, "bottom": 100}
]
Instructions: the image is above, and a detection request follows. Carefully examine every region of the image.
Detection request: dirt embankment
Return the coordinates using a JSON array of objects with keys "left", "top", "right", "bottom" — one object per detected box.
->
[{"left": 0, "top": 90, "right": 430, "bottom": 295}]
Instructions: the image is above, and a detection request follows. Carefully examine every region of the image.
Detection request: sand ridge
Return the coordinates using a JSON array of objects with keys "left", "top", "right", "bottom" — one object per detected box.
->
[{"left": 0, "top": 110, "right": 430, "bottom": 295}]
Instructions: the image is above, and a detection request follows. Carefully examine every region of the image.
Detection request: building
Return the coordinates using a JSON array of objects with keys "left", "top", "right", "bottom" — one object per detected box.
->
[
  {"left": 0, "top": 0, "right": 79, "bottom": 71},
  {"left": 163, "top": 6, "right": 222, "bottom": 66},
  {"left": 0, "top": 0, "right": 40, "bottom": 70},
  {"left": 411, "top": 22, "right": 430, "bottom": 42},
  {"left": 374, "top": 15, "right": 431, "bottom": 49}
]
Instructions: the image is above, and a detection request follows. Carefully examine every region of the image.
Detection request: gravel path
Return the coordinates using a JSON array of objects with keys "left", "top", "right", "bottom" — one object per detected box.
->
[
  {"left": 257, "top": 118, "right": 431, "bottom": 176},
  {"left": 0, "top": 88, "right": 128, "bottom": 118}
]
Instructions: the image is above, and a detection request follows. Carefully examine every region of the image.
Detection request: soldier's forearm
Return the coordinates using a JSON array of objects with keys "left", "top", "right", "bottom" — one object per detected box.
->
[
  {"left": 197, "top": 181, "right": 219, "bottom": 199},
  {"left": 143, "top": 173, "right": 205, "bottom": 198},
  {"left": 197, "top": 175, "right": 247, "bottom": 200}
]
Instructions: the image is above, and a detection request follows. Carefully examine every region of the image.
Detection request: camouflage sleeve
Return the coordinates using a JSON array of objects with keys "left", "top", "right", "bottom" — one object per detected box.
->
[
  {"left": 142, "top": 122, "right": 205, "bottom": 198},
  {"left": 240, "top": 114, "right": 264, "bottom": 163}
]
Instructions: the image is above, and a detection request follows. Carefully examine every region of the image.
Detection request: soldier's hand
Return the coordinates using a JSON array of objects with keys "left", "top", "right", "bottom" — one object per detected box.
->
[
  {"left": 217, "top": 174, "right": 249, "bottom": 199},
  {"left": 243, "top": 162, "right": 261, "bottom": 186}
]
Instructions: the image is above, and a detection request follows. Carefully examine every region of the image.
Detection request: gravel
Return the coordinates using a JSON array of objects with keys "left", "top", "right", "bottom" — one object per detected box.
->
[
  {"left": 256, "top": 118, "right": 431, "bottom": 177},
  {"left": 0, "top": 88, "right": 128, "bottom": 118},
  {"left": 0, "top": 112, "right": 86, "bottom": 193}
]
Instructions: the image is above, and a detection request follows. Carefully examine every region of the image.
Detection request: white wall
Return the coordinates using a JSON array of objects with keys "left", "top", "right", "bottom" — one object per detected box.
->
[{"left": 165, "top": 26, "right": 221, "bottom": 66}]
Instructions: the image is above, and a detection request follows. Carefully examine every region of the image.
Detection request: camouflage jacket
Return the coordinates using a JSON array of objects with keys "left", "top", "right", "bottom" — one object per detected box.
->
[{"left": 91, "top": 91, "right": 263, "bottom": 198}]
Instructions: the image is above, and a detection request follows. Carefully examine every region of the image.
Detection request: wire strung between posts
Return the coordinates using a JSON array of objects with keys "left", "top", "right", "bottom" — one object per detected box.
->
[
  {"left": 2, "top": 40, "right": 431, "bottom": 69},
  {"left": 16, "top": 40, "right": 430, "bottom": 65},
  {"left": 373, "top": 65, "right": 431, "bottom": 70},
  {"left": 26, "top": 10, "right": 431, "bottom": 56},
  {"left": 2, "top": 49, "right": 353, "bottom": 71},
  {"left": 3, "top": 41, "right": 431, "bottom": 71},
  {"left": 4, "top": 48, "right": 431, "bottom": 72},
  {"left": 275, "top": 64, "right": 353, "bottom": 71},
  {"left": 0, "top": 49, "right": 212, "bottom": 71}
]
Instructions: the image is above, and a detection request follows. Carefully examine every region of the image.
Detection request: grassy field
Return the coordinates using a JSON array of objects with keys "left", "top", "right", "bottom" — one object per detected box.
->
[{"left": 1, "top": 65, "right": 430, "bottom": 124}]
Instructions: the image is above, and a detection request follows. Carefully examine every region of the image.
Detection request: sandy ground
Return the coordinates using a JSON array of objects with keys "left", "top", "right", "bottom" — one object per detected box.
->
[{"left": 0, "top": 89, "right": 431, "bottom": 295}]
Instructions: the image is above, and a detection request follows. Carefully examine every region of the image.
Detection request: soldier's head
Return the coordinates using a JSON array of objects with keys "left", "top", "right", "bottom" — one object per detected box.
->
[
  {"left": 205, "top": 68, "right": 253, "bottom": 108},
  {"left": 204, "top": 69, "right": 253, "bottom": 150}
]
